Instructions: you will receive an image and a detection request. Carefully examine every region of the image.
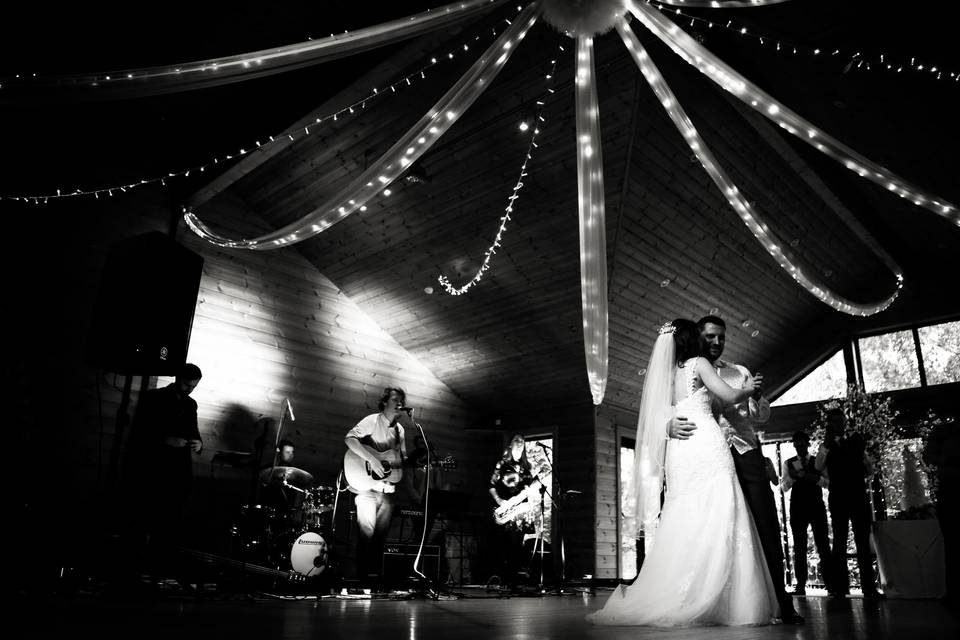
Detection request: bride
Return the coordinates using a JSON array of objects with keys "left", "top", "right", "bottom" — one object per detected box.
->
[{"left": 587, "top": 318, "right": 779, "bottom": 627}]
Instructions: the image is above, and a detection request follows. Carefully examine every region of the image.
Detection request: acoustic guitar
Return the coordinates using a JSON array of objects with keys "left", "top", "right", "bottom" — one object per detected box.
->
[{"left": 343, "top": 443, "right": 456, "bottom": 493}]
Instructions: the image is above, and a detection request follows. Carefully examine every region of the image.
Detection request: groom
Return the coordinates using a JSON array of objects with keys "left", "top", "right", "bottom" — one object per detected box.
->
[{"left": 670, "top": 315, "right": 804, "bottom": 625}]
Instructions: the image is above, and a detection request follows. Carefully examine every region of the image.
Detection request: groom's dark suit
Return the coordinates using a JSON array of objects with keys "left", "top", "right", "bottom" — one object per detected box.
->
[{"left": 714, "top": 359, "right": 800, "bottom": 622}]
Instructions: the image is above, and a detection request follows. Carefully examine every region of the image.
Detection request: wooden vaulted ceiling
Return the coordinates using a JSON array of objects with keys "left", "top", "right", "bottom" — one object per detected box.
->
[{"left": 186, "top": 1, "right": 960, "bottom": 419}]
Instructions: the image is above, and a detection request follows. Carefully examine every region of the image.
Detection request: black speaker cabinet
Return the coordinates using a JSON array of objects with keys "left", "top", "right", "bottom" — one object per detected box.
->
[
  {"left": 382, "top": 542, "right": 440, "bottom": 587},
  {"left": 85, "top": 231, "right": 204, "bottom": 375}
]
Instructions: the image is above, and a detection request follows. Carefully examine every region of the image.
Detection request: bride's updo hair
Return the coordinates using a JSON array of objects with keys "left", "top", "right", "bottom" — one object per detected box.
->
[{"left": 671, "top": 318, "right": 702, "bottom": 363}]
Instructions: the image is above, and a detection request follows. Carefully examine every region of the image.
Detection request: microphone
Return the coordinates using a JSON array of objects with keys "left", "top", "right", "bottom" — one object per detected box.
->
[
  {"left": 285, "top": 398, "right": 296, "bottom": 421},
  {"left": 397, "top": 406, "right": 414, "bottom": 415}
]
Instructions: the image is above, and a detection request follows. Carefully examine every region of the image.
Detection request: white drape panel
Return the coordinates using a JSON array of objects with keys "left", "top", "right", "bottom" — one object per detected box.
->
[
  {"left": 617, "top": 18, "right": 903, "bottom": 315},
  {"left": 629, "top": 0, "right": 959, "bottom": 227},
  {"left": 575, "top": 36, "right": 610, "bottom": 405},
  {"left": 184, "top": 2, "right": 541, "bottom": 249},
  {"left": 3, "top": 0, "right": 510, "bottom": 101}
]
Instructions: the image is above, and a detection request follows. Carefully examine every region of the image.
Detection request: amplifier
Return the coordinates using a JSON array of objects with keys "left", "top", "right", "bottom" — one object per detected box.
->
[{"left": 382, "top": 542, "right": 441, "bottom": 586}]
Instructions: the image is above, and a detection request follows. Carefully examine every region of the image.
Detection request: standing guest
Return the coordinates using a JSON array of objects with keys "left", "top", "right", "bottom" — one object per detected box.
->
[
  {"left": 344, "top": 386, "right": 410, "bottom": 590},
  {"left": 814, "top": 407, "right": 883, "bottom": 599},
  {"left": 125, "top": 362, "right": 204, "bottom": 587},
  {"left": 781, "top": 430, "right": 832, "bottom": 596},
  {"left": 670, "top": 315, "right": 804, "bottom": 624},
  {"left": 922, "top": 417, "right": 960, "bottom": 607}
]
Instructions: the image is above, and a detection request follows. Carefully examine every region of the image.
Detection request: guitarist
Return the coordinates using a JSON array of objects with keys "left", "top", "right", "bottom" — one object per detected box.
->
[
  {"left": 344, "top": 386, "right": 410, "bottom": 588},
  {"left": 488, "top": 433, "right": 536, "bottom": 592}
]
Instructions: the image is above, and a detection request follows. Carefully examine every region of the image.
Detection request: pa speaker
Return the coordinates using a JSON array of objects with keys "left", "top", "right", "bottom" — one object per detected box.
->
[{"left": 85, "top": 231, "right": 204, "bottom": 376}]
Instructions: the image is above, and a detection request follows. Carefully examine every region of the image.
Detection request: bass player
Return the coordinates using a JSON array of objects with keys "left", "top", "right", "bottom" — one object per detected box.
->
[
  {"left": 488, "top": 433, "right": 537, "bottom": 592},
  {"left": 344, "top": 386, "right": 411, "bottom": 589}
]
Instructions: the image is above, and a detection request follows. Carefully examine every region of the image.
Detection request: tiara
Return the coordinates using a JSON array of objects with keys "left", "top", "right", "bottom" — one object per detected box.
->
[{"left": 658, "top": 322, "right": 676, "bottom": 335}]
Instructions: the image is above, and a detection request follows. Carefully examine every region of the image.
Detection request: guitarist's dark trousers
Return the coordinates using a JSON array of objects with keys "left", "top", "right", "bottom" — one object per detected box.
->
[{"left": 355, "top": 490, "right": 394, "bottom": 585}]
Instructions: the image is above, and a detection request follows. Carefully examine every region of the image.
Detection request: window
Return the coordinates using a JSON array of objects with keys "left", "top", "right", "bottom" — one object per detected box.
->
[
  {"left": 772, "top": 350, "right": 846, "bottom": 406},
  {"left": 918, "top": 320, "right": 960, "bottom": 385},
  {"left": 859, "top": 329, "right": 922, "bottom": 393},
  {"left": 619, "top": 437, "right": 638, "bottom": 580},
  {"left": 774, "top": 320, "right": 958, "bottom": 406}
]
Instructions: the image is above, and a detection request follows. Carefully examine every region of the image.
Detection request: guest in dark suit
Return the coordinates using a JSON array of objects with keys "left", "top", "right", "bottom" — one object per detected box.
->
[
  {"left": 124, "top": 362, "right": 204, "bottom": 586},
  {"left": 781, "top": 430, "right": 832, "bottom": 595},
  {"left": 922, "top": 417, "right": 960, "bottom": 607},
  {"left": 814, "top": 408, "right": 883, "bottom": 599}
]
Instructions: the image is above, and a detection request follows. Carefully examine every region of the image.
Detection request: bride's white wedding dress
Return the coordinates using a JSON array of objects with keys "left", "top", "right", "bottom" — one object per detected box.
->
[{"left": 587, "top": 358, "right": 779, "bottom": 627}]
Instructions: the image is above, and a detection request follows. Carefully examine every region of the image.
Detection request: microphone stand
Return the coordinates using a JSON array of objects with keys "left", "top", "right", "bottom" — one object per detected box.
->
[
  {"left": 409, "top": 418, "right": 442, "bottom": 601},
  {"left": 531, "top": 444, "right": 573, "bottom": 596}
]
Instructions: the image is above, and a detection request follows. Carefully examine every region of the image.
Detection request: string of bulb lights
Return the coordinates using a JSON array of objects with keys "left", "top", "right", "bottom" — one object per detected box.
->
[
  {"left": 0, "top": 23, "right": 507, "bottom": 204},
  {"left": 649, "top": 1, "right": 957, "bottom": 83},
  {"left": 436, "top": 47, "right": 562, "bottom": 295},
  {"left": 6, "top": 0, "right": 948, "bottom": 205}
]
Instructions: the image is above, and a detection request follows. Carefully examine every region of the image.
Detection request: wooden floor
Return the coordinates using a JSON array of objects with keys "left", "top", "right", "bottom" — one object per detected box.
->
[{"left": 20, "top": 581, "right": 959, "bottom": 640}]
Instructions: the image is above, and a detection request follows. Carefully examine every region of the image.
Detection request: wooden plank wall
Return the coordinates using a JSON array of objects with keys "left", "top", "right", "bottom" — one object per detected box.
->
[
  {"left": 12, "top": 187, "right": 503, "bottom": 559},
  {"left": 593, "top": 402, "right": 637, "bottom": 580}
]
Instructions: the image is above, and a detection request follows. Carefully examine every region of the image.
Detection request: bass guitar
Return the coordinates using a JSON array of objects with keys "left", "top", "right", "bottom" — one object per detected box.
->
[
  {"left": 175, "top": 546, "right": 306, "bottom": 584},
  {"left": 343, "top": 443, "right": 456, "bottom": 493}
]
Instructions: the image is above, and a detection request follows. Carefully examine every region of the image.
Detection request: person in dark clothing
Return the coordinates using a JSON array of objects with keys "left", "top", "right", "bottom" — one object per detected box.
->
[
  {"left": 814, "top": 407, "right": 883, "bottom": 599},
  {"left": 922, "top": 418, "right": 960, "bottom": 607},
  {"left": 488, "top": 433, "right": 536, "bottom": 591},
  {"left": 125, "top": 362, "right": 204, "bottom": 586},
  {"left": 781, "top": 430, "right": 832, "bottom": 596},
  {"left": 258, "top": 438, "right": 303, "bottom": 526}
]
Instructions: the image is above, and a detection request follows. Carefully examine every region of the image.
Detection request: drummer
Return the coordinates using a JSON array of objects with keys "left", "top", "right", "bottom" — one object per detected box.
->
[{"left": 258, "top": 439, "right": 310, "bottom": 523}]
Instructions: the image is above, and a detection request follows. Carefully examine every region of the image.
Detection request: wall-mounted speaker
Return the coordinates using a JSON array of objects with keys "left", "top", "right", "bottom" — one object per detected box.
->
[{"left": 85, "top": 231, "right": 203, "bottom": 376}]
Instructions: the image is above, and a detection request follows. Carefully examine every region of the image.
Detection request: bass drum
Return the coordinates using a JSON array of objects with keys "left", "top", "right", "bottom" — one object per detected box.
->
[{"left": 271, "top": 529, "right": 330, "bottom": 578}]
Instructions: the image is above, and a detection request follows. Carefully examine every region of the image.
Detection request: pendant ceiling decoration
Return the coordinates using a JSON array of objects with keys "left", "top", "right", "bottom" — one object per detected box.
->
[{"left": 183, "top": 0, "right": 957, "bottom": 405}]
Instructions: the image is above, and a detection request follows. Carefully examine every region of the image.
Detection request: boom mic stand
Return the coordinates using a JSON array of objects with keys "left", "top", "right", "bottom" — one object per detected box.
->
[
  {"left": 407, "top": 418, "right": 442, "bottom": 600},
  {"left": 529, "top": 445, "right": 574, "bottom": 596}
]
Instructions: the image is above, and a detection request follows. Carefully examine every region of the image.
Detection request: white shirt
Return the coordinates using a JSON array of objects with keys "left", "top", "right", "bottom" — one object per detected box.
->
[
  {"left": 780, "top": 453, "right": 829, "bottom": 492},
  {"left": 714, "top": 359, "right": 770, "bottom": 454}
]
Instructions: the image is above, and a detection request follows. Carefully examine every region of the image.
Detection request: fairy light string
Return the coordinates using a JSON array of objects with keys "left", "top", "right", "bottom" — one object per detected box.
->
[
  {"left": 184, "top": 3, "right": 541, "bottom": 249},
  {"left": 630, "top": 0, "right": 958, "bottom": 226},
  {"left": 0, "top": 23, "right": 508, "bottom": 204},
  {"left": 437, "top": 48, "right": 561, "bottom": 295},
  {"left": 618, "top": 16, "right": 903, "bottom": 316},
  {"left": 0, "top": 0, "right": 510, "bottom": 97},
  {"left": 648, "top": 0, "right": 958, "bottom": 83}
]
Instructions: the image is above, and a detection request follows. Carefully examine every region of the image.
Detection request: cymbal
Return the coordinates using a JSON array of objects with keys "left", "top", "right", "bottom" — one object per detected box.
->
[{"left": 259, "top": 466, "right": 314, "bottom": 487}]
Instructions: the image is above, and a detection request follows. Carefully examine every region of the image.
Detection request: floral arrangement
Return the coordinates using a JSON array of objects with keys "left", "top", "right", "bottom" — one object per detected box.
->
[
  {"left": 811, "top": 384, "right": 898, "bottom": 461},
  {"left": 812, "top": 385, "right": 950, "bottom": 517},
  {"left": 899, "top": 409, "right": 953, "bottom": 505}
]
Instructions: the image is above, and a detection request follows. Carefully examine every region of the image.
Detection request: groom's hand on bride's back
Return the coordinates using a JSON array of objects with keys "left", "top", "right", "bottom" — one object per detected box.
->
[{"left": 669, "top": 415, "right": 697, "bottom": 440}]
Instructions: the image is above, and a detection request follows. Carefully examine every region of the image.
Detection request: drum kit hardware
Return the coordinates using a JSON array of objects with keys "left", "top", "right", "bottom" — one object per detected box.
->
[{"left": 229, "top": 466, "right": 339, "bottom": 580}]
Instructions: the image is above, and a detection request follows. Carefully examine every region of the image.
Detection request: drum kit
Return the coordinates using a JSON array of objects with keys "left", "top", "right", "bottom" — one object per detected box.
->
[{"left": 229, "top": 465, "right": 338, "bottom": 579}]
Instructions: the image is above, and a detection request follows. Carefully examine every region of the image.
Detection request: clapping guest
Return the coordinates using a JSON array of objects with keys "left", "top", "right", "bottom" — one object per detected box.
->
[
  {"left": 814, "top": 408, "right": 883, "bottom": 599},
  {"left": 781, "top": 430, "right": 832, "bottom": 596}
]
